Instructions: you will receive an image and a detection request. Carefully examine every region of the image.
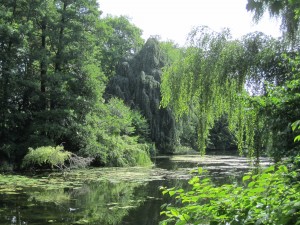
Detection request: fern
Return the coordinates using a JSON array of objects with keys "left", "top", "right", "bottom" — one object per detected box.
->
[{"left": 22, "top": 146, "right": 71, "bottom": 169}]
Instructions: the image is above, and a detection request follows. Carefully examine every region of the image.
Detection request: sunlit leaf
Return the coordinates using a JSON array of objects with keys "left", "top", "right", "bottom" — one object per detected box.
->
[{"left": 243, "top": 175, "right": 251, "bottom": 182}]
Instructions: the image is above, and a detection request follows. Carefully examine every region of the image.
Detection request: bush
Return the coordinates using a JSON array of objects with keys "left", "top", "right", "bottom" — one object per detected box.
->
[
  {"left": 22, "top": 146, "right": 71, "bottom": 170},
  {"left": 101, "top": 135, "right": 152, "bottom": 167},
  {"left": 78, "top": 98, "right": 153, "bottom": 167},
  {"left": 0, "top": 161, "right": 13, "bottom": 172},
  {"left": 160, "top": 163, "right": 300, "bottom": 225}
]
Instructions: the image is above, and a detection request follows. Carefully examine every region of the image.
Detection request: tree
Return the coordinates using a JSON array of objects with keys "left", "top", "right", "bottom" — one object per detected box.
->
[
  {"left": 0, "top": 0, "right": 42, "bottom": 162},
  {"left": 105, "top": 38, "right": 180, "bottom": 153},
  {"left": 161, "top": 26, "right": 255, "bottom": 155},
  {"left": 0, "top": 0, "right": 106, "bottom": 165},
  {"left": 160, "top": 24, "right": 300, "bottom": 159},
  {"left": 246, "top": 0, "right": 300, "bottom": 40},
  {"left": 257, "top": 54, "right": 300, "bottom": 161},
  {"left": 238, "top": 32, "right": 300, "bottom": 160},
  {"left": 0, "top": 0, "right": 155, "bottom": 168},
  {"left": 98, "top": 15, "right": 144, "bottom": 77}
]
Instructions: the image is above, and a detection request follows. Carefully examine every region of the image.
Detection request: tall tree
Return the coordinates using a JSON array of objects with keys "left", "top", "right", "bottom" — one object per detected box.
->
[
  {"left": 0, "top": 0, "right": 154, "bottom": 167},
  {"left": 0, "top": 0, "right": 106, "bottom": 164},
  {"left": 161, "top": 27, "right": 253, "bottom": 154},
  {"left": 0, "top": 0, "right": 38, "bottom": 161},
  {"left": 161, "top": 27, "right": 283, "bottom": 156},
  {"left": 98, "top": 15, "right": 144, "bottom": 77}
]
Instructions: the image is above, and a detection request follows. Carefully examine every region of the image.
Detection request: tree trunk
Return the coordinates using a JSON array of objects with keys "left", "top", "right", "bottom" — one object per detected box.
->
[
  {"left": 51, "top": 1, "right": 67, "bottom": 110},
  {"left": 0, "top": 0, "right": 17, "bottom": 129},
  {"left": 55, "top": 1, "right": 67, "bottom": 73},
  {"left": 40, "top": 18, "right": 47, "bottom": 111}
]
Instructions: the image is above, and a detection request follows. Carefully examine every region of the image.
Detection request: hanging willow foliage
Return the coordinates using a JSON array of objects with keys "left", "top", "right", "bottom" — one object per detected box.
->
[{"left": 161, "top": 26, "right": 258, "bottom": 156}]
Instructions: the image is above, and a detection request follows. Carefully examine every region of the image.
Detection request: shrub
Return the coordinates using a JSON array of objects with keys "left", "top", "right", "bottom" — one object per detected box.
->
[
  {"left": 160, "top": 164, "right": 300, "bottom": 225},
  {"left": 0, "top": 161, "right": 13, "bottom": 172},
  {"left": 22, "top": 146, "right": 71, "bottom": 170},
  {"left": 78, "top": 98, "right": 153, "bottom": 167}
]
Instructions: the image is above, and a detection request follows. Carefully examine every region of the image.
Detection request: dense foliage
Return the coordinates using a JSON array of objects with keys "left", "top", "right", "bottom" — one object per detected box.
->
[
  {"left": 160, "top": 1, "right": 300, "bottom": 225},
  {"left": 255, "top": 54, "right": 300, "bottom": 161},
  {"left": 105, "top": 38, "right": 181, "bottom": 153},
  {"left": 78, "top": 98, "right": 153, "bottom": 167},
  {"left": 161, "top": 162, "right": 300, "bottom": 225},
  {"left": 161, "top": 27, "right": 256, "bottom": 155},
  {"left": 161, "top": 25, "right": 300, "bottom": 158},
  {"left": 0, "top": 0, "right": 153, "bottom": 168},
  {"left": 99, "top": 15, "right": 144, "bottom": 77}
]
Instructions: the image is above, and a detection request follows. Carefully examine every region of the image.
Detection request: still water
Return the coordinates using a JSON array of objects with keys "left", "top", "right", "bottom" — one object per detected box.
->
[{"left": 0, "top": 155, "right": 271, "bottom": 225}]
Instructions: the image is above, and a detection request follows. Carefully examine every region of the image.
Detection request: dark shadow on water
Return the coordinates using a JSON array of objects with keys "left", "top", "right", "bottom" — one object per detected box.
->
[{"left": 122, "top": 179, "right": 189, "bottom": 225}]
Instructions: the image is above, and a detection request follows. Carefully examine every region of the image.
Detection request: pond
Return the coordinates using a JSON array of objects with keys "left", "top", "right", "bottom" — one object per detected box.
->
[{"left": 0, "top": 154, "right": 271, "bottom": 225}]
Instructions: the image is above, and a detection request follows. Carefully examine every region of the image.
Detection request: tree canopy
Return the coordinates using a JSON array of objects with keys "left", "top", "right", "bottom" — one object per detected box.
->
[
  {"left": 161, "top": 25, "right": 300, "bottom": 158},
  {"left": 98, "top": 15, "right": 144, "bottom": 77},
  {"left": 247, "top": 0, "right": 300, "bottom": 40},
  {"left": 161, "top": 27, "right": 253, "bottom": 154},
  {"left": 0, "top": 0, "right": 152, "bottom": 168},
  {"left": 2, "top": 0, "right": 300, "bottom": 169}
]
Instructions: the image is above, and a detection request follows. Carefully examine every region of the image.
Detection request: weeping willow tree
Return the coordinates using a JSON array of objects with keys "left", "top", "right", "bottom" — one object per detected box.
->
[
  {"left": 246, "top": 0, "right": 300, "bottom": 41},
  {"left": 161, "top": 27, "right": 262, "bottom": 156}
]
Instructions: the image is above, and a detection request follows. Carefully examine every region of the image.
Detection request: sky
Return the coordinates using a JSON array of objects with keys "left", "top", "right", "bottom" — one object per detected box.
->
[{"left": 98, "top": 0, "right": 282, "bottom": 46}]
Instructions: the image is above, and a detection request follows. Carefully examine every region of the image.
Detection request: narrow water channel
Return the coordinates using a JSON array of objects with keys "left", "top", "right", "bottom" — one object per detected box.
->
[{"left": 0, "top": 155, "right": 271, "bottom": 225}]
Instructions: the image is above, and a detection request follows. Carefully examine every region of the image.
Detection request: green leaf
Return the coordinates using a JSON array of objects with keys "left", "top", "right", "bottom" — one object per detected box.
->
[
  {"left": 264, "top": 165, "right": 275, "bottom": 173},
  {"left": 198, "top": 167, "right": 203, "bottom": 174},
  {"left": 175, "top": 220, "right": 187, "bottom": 225},
  {"left": 243, "top": 175, "right": 251, "bottom": 182},
  {"left": 278, "top": 165, "right": 288, "bottom": 173},
  {"left": 170, "top": 209, "right": 179, "bottom": 217},
  {"left": 169, "top": 191, "right": 176, "bottom": 197},
  {"left": 248, "top": 181, "right": 256, "bottom": 188},
  {"left": 292, "top": 120, "right": 300, "bottom": 131},
  {"left": 294, "top": 135, "right": 300, "bottom": 142},
  {"left": 162, "top": 190, "right": 168, "bottom": 195}
]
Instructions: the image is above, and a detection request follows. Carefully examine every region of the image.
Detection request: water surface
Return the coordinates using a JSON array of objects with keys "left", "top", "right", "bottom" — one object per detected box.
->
[{"left": 0, "top": 155, "right": 271, "bottom": 225}]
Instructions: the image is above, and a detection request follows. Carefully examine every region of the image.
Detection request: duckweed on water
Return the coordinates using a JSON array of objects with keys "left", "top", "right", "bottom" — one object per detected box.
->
[
  {"left": 0, "top": 168, "right": 154, "bottom": 225},
  {"left": 0, "top": 174, "right": 43, "bottom": 193},
  {"left": 0, "top": 167, "right": 155, "bottom": 194},
  {"left": 0, "top": 155, "right": 270, "bottom": 225},
  {"left": 0, "top": 155, "right": 271, "bottom": 195}
]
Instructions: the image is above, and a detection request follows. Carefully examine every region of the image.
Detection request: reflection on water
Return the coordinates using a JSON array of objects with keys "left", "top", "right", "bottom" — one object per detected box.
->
[
  {"left": 0, "top": 180, "right": 150, "bottom": 225},
  {"left": 0, "top": 155, "right": 271, "bottom": 225}
]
